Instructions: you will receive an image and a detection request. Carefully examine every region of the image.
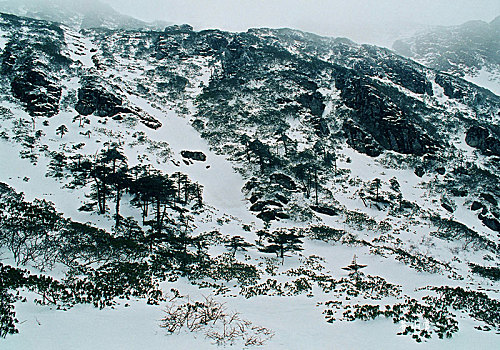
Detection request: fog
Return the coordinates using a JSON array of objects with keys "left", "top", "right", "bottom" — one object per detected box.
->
[
  {"left": 2, "top": 0, "right": 498, "bottom": 46},
  {"left": 98, "top": 0, "right": 499, "bottom": 46}
]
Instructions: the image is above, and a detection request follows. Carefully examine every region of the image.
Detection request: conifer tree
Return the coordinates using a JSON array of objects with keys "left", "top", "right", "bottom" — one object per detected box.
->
[{"left": 55, "top": 124, "right": 68, "bottom": 138}]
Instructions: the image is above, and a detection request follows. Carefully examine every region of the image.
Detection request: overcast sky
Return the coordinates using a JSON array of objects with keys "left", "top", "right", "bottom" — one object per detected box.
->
[{"left": 102, "top": 0, "right": 499, "bottom": 46}]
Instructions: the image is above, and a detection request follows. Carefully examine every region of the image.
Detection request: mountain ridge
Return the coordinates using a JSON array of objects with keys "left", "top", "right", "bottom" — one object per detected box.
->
[{"left": 0, "top": 0, "right": 170, "bottom": 30}]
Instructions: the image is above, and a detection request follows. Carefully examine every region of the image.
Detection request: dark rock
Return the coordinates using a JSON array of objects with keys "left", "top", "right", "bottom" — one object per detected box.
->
[
  {"left": 275, "top": 212, "right": 290, "bottom": 219},
  {"left": 249, "top": 194, "right": 260, "bottom": 204},
  {"left": 256, "top": 210, "right": 276, "bottom": 221},
  {"left": 298, "top": 92, "right": 325, "bottom": 117},
  {"left": 465, "top": 125, "right": 490, "bottom": 149},
  {"left": 465, "top": 126, "right": 500, "bottom": 156},
  {"left": 471, "top": 201, "right": 484, "bottom": 211},
  {"left": 435, "top": 74, "right": 466, "bottom": 99},
  {"left": 275, "top": 193, "right": 289, "bottom": 204},
  {"left": 75, "top": 85, "right": 128, "bottom": 117},
  {"left": 414, "top": 166, "right": 425, "bottom": 177},
  {"left": 485, "top": 136, "right": 500, "bottom": 156},
  {"left": 436, "top": 167, "right": 446, "bottom": 175},
  {"left": 256, "top": 210, "right": 289, "bottom": 221},
  {"left": 343, "top": 120, "right": 382, "bottom": 157},
  {"left": 11, "top": 69, "right": 62, "bottom": 117},
  {"left": 450, "top": 188, "right": 467, "bottom": 197},
  {"left": 270, "top": 173, "right": 296, "bottom": 190},
  {"left": 250, "top": 200, "right": 283, "bottom": 212},
  {"left": 338, "top": 76, "right": 437, "bottom": 156},
  {"left": 180, "top": 150, "right": 207, "bottom": 161},
  {"left": 382, "top": 58, "right": 433, "bottom": 95},
  {"left": 480, "top": 193, "right": 498, "bottom": 206},
  {"left": 310, "top": 205, "right": 337, "bottom": 216},
  {"left": 441, "top": 202, "right": 455, "bottom": 213},
  {"left": 479, "top": 213, "right": 500, "bottom": 232}
]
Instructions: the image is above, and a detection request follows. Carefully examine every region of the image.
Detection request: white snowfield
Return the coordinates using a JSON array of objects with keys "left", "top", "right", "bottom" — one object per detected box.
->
[
  {"left": 463, "top": 67, "right": 500, "bottom": 97},
  {"left": 1, "top": 100, "right": 498, "bottom": 349},
  {"left": 0, "top": 19, "right": 499, "bottom": 350}
]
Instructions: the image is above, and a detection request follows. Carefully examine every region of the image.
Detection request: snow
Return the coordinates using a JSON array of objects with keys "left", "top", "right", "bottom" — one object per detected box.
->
[
  {"left": 1, "top": 20, "right": 499, "bottom": 350},
  {"left": 0, "top": 28, "right": 8, "bottom": 52},
  {"left": 63, "top": 28, "right": 97, "bottom": 68},
  {"left": 1, "top": 296, "right": 209, "bottom": 350},
  {"left": 463, "top": 68, "right": 500, "bottom": 96},
  {"left": 126, "top": 94, "right": 254, "bottom": 223}
]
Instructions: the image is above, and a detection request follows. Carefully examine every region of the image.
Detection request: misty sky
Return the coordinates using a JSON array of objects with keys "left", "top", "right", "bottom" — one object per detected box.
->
[{"left": 86, "top": 1, "right": 500, "bottom": 46}]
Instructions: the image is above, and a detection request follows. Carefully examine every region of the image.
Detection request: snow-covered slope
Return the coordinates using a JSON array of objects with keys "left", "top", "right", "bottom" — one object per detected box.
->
[
  {"left": 0, "top": 12, "right": 499, "bottom": 349},
  {"left": 393, "top": 16, "right": 500, "bottom": 96},
  {"left": 0, "top": 0, "right": 169, "bottom": 30}
]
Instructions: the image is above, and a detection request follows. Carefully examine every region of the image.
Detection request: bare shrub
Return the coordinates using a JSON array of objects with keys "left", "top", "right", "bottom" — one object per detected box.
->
[{"left": 161, "top": 294, "right": 274, "bottom": 346}]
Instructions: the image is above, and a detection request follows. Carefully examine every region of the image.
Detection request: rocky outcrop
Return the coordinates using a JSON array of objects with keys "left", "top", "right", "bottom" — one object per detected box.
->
[
  {"left": 435, "top": 74, "right": 466, "bottom": 100},
  {"left": 343, "top": 120, "right": 382, "bottom": 157},
  {"left": 75, "top": 85, "right": 132, "bottom": 117},
  {"left": 181, "top": 150, "right": 207, "bottom": 162},
  {"left": 337, "top": 76, "right": 437, "bottom": 156},
  {"left": 465, "top": 126, "right": 500, "bottom": 156},
  {"left": 250, "top": 200, "right": 283, "bottom": 212},
  {"left": 310, "top": 205, "right": 337, "bottom": 216},
  {"left": 479, "top": 213, "right": 500, "bottom": 232},
  {"left": 256, "top": 210, "right": 290, "bottom": 221},
  {"left": 11, "top": 69, "right": 62, "bottom": 117},
  {"left": 471, "top": 201, "right": 484, "bottom": 211},
  {"left": 480, "top": 193, "right": 498, "bottom": 206},
  {"left": 298, "top": 92, "right": 325, "bottom": 117},
  {"left": 270, "top": 173, "right": 296, "bottom": 190}
]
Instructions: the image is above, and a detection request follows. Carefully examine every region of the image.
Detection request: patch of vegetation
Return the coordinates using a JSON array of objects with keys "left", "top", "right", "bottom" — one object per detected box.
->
[
  {"left": 469, "top": 263, "right": 500, "bottom": 281},
  {"left": 429, "top": 215, "right": 498, "bottom": 253},
  {"left": 306, "top": 225, "right": 346, "bottom": 242},
  {"left": 161, "top": 293, "right": 274, "bottom": 347},
  {"left": 323, "top": 285, "right": 500, "bottom": 343}
]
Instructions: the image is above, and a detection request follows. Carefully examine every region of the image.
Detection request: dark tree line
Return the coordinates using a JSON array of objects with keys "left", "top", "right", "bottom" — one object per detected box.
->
[
  {"left": 65, "top": 144, "right": 203, "bottom": 232},
  {"left": 257, "top": 228, "right": 304, "bottom": 262},
  {"left": 240, "top": 134, "right": 337, "bottom": 208}
]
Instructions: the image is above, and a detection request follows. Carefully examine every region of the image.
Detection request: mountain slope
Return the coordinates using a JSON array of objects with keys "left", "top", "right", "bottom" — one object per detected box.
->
[
  {"left": 0, "top": 12, "right": 499, "bottom": 349},
  {"left": 0, "top": 0, "right": 168, "bottom": 30},
  {"left": 393, "top": 16, "right": 500, "bottom": 95}
]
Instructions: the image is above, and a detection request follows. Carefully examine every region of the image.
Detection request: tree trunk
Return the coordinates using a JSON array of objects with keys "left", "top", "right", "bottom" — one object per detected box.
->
[
  {"left": 315, "top": 168, "right": 319, "bottom": 206},
  {"left": 115, "top": 188, "right": 121, "bottom": 227}
]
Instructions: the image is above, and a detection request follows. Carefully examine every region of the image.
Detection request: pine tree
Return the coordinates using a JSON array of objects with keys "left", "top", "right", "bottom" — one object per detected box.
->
[
  {"left": 371, "top": 178, "right": 382, "bottom": 202},
  {"left": 55, "top": 124, "right": 68, "bottom": 138},
  {"left": 225, "top": 236, "right": 253, "bottom": 257},
  {"left": 258, "top": 228, "right": 304, "bottom": 263}
]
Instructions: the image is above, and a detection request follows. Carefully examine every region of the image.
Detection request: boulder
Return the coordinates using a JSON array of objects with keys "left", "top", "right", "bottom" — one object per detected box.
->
[
  {"left": 479, "top": 213, "right": 500, "bottom": 232},
  {"left": 441, "top": 202, "right": 455, "bottom": 213},
  {"left": 275, "top": 193, "right": 289, "bottom": 204},
  {"left": 414, "top": 166, "right": 425, "bottom": 177},
  {"left": 270, "top": 173, "right": 296, "bottom": 190},
  {"left": 75, "top": 85, "right": 130, "bottom": 117},
  {"left": 470, "top": 201, "right": 484, "bottom": 211},
  {"left": 180, "top": 150, "right": 207, "bottom": 161},
  {"left": 310, "top": 205, "right": 337, "bottom": 216},
  {"left": 480, "top": 193, "right": 498, "bottom": 206},
  {"left": 256, "top": 210, "right": 289, "bottom": 222},
  {"left": 435, "top": 167, "right": 446, "bottom": 175},
  {"left": 465, "top": 126, "right": 489, "bottom": 149},
  {"left": 250, "top": 200, "right": 283, "bottom": 212},
  {"left": 465, "top": 126, "right": 500, "bottom": 156}
]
